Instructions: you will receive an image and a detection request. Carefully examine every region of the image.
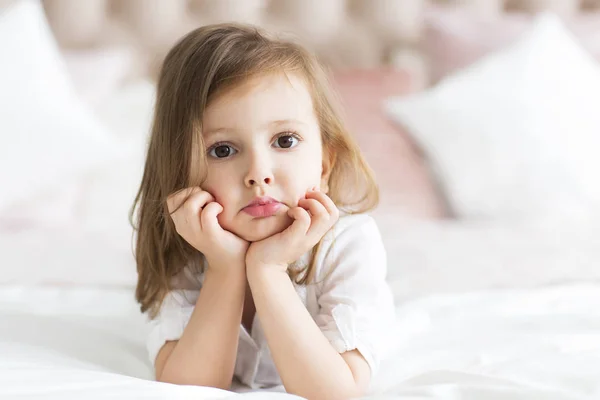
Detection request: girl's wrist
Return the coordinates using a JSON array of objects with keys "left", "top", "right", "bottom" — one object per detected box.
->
[
  {"left": 246, "top": 263, "right": 289, "bottom": 286},
  {"left": 205, "top": 258, "right": 247, "bottom": 280}
]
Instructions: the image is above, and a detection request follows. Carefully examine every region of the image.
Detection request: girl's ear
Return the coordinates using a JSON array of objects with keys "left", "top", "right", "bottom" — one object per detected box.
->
[{"left": 320, "top": 150, "right": 335, "bottom": 193}]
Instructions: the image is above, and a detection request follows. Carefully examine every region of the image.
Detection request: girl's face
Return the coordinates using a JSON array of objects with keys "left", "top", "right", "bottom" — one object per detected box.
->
[{"left": 200, "top": 72, "right": 328, "bottom": 242}]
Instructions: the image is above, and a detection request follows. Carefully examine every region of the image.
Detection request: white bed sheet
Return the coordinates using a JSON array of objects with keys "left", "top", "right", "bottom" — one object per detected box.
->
[{"left": 1, "top": 283, "right": 599, "bottom": 400}]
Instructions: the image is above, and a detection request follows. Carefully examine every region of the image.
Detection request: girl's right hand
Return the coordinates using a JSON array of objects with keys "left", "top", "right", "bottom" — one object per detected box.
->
[{"left": 167, "top": 187, "right": 249, "bottom": 271}]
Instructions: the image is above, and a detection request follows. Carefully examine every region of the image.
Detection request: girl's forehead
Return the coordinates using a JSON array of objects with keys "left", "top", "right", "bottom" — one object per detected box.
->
[
  {"left": 203, "top": 72, "right": 317, "bottom": 131},
  {"left": 218, "top": 71, "right": 310, "bottom": 98}
]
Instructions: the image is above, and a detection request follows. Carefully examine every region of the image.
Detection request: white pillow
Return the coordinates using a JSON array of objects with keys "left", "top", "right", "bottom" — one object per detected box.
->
[
  {"left": 0, "top": 79, "right": 155, "bottom": 287},
  {"left": 63, "top": 47, "right": 138, "bottom": 107},
  {"left": 374, "top": 213, "right": 600, "bottom": 301},
  {"left": 0, "top": 79, "right": 154, "bottom": 287},
  {"left": 0, "top": 225, "right": 139, "bottom": 287},
  {"left": 0, "top": 0, "right": 119, "bottom": 211},
  {"left": 385, "top": 14, "right": 600, "bottom": 221}
]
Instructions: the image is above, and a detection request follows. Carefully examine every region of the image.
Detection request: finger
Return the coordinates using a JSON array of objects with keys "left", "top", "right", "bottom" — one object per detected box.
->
[
  {"left": 182, "top": 190, "right": 215, "bottom": 217},
  {"left": 167, "top": 187, "right": 201, "bottom": 214},
  {"left": 285, "top": 207, "right": 311, "bottom": 238},
  {"left": 200, "top": 202, "right": 224, "bottom": 234},
  {"left": 305, "top": 190, "right": 339, "bottom": 219},
  {"left": 298, "top": 198, "right": 333, "bottom": 240},
  {"left": 169, "top": 190, "right": 215, "bottom": 241},
  {"left": 298, "top": 198, "right": 328, "bottom": 220}
]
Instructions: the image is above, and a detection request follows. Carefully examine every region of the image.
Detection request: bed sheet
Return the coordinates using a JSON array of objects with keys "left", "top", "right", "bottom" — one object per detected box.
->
[{"left": 1, "top": 283, "right": 598, "bottom": 399}]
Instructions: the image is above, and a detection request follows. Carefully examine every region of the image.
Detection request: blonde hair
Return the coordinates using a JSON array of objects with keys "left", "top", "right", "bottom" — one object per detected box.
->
[{"left": 131, "top": 23, "right": 379, "bottom": 317}]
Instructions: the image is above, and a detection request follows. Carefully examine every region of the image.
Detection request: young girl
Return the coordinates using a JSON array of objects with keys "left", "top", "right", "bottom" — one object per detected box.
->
[{"left": 132, "top": 23, "right": 395, "bottom": 399}]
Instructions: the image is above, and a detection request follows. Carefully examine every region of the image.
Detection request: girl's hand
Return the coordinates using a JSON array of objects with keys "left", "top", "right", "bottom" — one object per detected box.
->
[
  {"left": 167, "top": 187, "right": 249, "bottom": 271},
  {"left": 246, "top": 188, "right": 339, "bottom": 274}
]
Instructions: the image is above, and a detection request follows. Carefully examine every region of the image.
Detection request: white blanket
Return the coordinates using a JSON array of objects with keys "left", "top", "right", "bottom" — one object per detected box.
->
[{"left": 1, "top": 283, "right": 598, "bottom": 399}]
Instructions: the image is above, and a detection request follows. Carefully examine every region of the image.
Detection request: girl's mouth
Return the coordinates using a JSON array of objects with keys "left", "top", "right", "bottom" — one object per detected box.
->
[{"left": 242, "top": 197, "right": 282, "bottom": 217}]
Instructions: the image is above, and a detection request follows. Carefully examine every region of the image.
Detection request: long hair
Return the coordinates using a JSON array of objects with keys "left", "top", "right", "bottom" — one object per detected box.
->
[{"left": 131, "top": 23, "right": 379, "bottom": 318}]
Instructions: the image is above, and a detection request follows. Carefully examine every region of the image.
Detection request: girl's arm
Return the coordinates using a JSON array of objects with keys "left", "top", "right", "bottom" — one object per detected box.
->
[
  {"left": 245, "top": 190, "right": 393, "bottom": 399},
  {"left": 247, "top": 269, "right": 371, "bottom": 400},
  {"left": 156, "top": 189, "right": 250, "bottom": 388},
  {"left": 155, "top": 266, "right": 246, "bottom": 389}
]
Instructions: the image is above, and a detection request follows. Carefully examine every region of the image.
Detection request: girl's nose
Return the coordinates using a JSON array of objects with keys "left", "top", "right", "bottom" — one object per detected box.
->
[
  {"left": 245, "top": 175, "right": 272, "bottom": 187},
  {"left": 244, "top": 152, "right": 274, "bottom": 188}
]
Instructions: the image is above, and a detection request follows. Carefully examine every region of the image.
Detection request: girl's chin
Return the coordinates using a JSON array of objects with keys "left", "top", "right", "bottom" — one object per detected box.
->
[{"left": 233, "top": 214, "right": 293, "bottom": 242}]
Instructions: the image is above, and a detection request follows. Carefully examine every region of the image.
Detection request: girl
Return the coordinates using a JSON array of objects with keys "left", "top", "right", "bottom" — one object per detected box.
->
[{"left": 132, "top": 23, "right": 395, "bottom": 399}]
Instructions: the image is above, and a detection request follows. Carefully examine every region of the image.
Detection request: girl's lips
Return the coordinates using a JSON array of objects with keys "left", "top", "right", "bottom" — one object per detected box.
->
[{"left": 242, "top": 202, "right": 282, "bottom": 217}]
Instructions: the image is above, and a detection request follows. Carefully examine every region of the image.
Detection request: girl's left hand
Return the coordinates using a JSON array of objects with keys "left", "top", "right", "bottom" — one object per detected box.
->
[{"left": 246, "top": 188, "right": 339, "bottom": 274}]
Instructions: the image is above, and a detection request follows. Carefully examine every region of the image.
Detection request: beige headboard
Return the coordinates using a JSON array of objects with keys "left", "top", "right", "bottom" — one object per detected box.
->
[{"left": 42, "top": 0, "right": 600, "bottom": 80}]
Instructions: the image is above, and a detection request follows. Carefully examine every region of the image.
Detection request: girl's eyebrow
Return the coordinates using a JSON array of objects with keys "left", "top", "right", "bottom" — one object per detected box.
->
[
  {"left": 270, "top": 119, "right": 307, "bottom": 127},
  {"left": 203, "top": 127, "right": 232, "bottom": 138},
  {"left": 204, "top": 119, "right": 308, "bottom": 137}
]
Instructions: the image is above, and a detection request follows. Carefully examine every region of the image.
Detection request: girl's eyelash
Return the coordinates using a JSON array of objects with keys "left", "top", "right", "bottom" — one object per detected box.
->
[
  {"left": 206, "top": 141, "right": 233, "bottom": 153},
  {"left": 206, "top": 132, "right": 302, "bottom": 154},
  {"left": 274, "top": 131, "right": 302, "bottom": 142}
]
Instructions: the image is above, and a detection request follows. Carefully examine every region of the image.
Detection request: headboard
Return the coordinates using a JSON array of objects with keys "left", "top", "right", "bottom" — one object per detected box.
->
[{"left": 40, "top": 0, "right": 600, "bottom": 81}]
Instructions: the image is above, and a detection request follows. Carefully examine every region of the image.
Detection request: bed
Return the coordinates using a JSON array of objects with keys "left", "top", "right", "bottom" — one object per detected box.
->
[{"left": 2, "top": 0, "right": 600, "bottom": 399}]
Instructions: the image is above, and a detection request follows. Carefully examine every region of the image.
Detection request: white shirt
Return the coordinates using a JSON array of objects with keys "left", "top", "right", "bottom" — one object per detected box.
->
[{"left": 146, "top": 214, "right": 395, "bottom": 390}]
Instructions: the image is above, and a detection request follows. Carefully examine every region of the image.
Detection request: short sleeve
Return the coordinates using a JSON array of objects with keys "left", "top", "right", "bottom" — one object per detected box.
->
[
  {"left": 314, "top": 215, "right": 395, "bottom": 378},
  {"left": 145, "top": 268, "right": 203, "bottom": 366}
]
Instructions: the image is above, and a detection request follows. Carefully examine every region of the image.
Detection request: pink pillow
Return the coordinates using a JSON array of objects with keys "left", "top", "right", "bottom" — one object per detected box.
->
[
  {"left": 425, "top": 5, "right": 600, "bottom": 82},
  {"left": 330, "top": 69, "right": 447, "bottom": 220}
]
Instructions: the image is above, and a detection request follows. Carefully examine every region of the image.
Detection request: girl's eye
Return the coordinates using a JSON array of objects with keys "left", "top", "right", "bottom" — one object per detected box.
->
[
  {"left": 208, "top": 145, "right": 236, "bottom": 158},
  {"left": 274, "top": 134, "right": 299, "bottom": 149}
]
